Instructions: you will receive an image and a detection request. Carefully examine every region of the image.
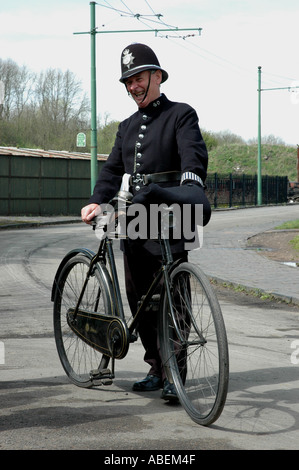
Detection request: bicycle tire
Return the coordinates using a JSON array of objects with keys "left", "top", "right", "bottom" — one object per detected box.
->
[
  {"left": 53, "top": 253, "right": 114, "bottom": 388},
  {"left": 160, "top": 262, "right": 229, "bottom": 426}
]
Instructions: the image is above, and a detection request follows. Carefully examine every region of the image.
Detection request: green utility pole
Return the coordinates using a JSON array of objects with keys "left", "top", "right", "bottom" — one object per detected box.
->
[
  {"left": 257, "top": 66, "right": 262, "bottom": 206},
  {"left": 90, "top": 1, "right": 97, "bottom": 193},
  {"left": 75, "top": 1, "right": 202, "bottom": 193},
  {"left": 257, "top": 67, "right": 299, "bottom": 206}
]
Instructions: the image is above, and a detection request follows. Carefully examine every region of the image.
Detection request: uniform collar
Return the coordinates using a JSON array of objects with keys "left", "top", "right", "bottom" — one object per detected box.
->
[{"left": 138, "top": 93, "right": 167, "bottom": 115}]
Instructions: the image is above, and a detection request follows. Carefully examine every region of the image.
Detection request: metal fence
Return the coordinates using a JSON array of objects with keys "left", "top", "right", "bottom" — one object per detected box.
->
[
  {"left": 0, "top": 153, "right": 289, "bottom": 216},
  {"left": 205, "top": 173, "right": 288, "bottom": 208}
]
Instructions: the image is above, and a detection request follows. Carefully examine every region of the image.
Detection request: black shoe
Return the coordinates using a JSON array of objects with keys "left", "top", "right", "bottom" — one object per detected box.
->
[
  {"left": 161, "top": 380, "right": 179, "bottom": 403},
  {"left": 133, "top": 375, "right": 162, "bottom": 392}
]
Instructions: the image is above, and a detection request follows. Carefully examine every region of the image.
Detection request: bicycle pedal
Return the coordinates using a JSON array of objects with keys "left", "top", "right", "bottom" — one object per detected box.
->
[
  {"left": 101, "top": 378, "right": 113, "bottom": 386},
  {"left": 90, "top": 368, "right": 114, "bottom": 385}
]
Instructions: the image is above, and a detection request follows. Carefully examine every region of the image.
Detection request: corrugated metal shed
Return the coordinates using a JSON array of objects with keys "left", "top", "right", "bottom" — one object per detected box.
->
[
  {"left": 0, "top": 146, "right": 107, "bottom": 215},
  {"left": 0, "top": 146, "right": 108, "bottom": 161}
]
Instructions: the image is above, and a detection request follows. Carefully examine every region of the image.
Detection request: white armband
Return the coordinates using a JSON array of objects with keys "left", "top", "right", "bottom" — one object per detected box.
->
[{"left": 180, "top": 171, "right": 204, "bottom": 187}]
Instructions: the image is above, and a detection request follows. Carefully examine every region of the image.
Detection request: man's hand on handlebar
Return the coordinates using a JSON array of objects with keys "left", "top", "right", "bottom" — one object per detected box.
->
[{"left": 81, "top": 203, "right": 101, "bottom": 225}]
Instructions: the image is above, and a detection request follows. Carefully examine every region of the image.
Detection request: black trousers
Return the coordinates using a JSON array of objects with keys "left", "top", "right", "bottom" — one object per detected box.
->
[{"left": 123, "top": 242, "right": 187, "bottom": 379}]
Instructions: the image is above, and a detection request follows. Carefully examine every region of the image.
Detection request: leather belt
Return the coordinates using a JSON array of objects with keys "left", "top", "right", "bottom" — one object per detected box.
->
[{"left": 130, "top": 171, "right": 181, "bottom": 187}]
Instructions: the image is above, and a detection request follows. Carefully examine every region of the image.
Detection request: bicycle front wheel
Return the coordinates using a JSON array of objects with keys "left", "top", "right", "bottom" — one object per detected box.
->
[
  {"left": 53, "top": 253, "right": 113, "bottom": 388},
  {"left": 160, "top": 262, "right": 229, "bottom": 426}
]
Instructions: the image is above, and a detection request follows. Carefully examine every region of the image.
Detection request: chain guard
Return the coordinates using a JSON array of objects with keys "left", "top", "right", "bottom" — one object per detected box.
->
[{"left": 66, "top": 308, "right": 129, "bottom": 359}]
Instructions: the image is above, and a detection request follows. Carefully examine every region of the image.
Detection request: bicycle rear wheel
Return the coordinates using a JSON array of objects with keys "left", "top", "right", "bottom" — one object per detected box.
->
[
  {"left": 53, "top": 253, "right": 113, "bottom": 388},
  {"left": 160, "top": 262, "right": 229, "bottom": 426}
]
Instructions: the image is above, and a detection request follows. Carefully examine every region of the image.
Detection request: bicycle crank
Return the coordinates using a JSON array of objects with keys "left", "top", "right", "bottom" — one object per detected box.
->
[{"left": 66, "top": 308, "right": 129, "bottom": 359}]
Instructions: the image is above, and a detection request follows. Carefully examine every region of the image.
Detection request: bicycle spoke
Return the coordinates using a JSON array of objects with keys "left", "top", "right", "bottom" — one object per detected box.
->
[
  {"left": 160, "top": 262, "right": 229, "bottom": 426},
  {"left": 53, "top": 254, "right": 113, "bottom": 387}
]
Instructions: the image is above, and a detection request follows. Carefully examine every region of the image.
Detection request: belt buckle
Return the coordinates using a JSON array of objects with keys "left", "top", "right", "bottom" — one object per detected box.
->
[{"left": 132, "top": 173, "right": 145, "bottom": 185}]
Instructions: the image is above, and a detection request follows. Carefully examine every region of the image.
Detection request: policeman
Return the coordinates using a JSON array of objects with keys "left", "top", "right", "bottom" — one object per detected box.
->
[{"left": 81, "top": 43, "right": 211, "bottom": 401}]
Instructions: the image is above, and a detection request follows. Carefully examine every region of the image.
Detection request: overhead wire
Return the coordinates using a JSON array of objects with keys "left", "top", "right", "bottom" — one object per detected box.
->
[
  {"left": 150, "top": 0, "right": 298, "bottom": 86},
  {"left": 119, "top": 0, "right": 135, "bottom": 16},
  {"left": 97, "top": 1, "right": 298, "bottom": 87}
]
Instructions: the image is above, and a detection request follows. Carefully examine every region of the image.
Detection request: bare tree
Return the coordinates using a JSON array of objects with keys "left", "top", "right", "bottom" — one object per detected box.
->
[
  {"left": 0, "top": 58, "right": 35, "bottom": 120},
  {"left": 35, "top": 68, "right": 88, "bottom": 126}
]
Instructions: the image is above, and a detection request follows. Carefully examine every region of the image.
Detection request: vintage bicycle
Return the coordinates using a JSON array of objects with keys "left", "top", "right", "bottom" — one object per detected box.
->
[{"left": 52, "top": 188, "right": 229, "bottom": 426}]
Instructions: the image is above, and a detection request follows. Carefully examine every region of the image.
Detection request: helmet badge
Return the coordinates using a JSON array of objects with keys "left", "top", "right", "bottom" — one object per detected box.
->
[{"left": 122, "top": 49, "right": 135, "bottom": 69}]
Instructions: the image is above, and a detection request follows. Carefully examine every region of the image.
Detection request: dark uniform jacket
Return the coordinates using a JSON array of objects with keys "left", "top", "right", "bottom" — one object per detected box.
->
[{"left": 89, "top": 93, "right": 209, "bottom": 254}]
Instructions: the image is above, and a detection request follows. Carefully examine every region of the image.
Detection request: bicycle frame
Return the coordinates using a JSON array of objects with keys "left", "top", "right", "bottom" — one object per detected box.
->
[
  {"left": 62, "top": 214, "right": 176, "bottom": 365},
  {"left": 92, "top": 232, "right": 176, "bottom": 339}
]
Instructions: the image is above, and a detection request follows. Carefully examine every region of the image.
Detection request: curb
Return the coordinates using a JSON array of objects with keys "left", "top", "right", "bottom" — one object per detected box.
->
[
  {"left": 210, "top": 276, "right": 299, "bottom": 307},
  {"left": 0, "top": 219, "right": 81, "bottom": 230}
]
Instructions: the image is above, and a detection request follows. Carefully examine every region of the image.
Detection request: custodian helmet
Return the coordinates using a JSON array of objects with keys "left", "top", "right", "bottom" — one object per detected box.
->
[{"left": 119, "top": 43, "right": 168, "bottom": 83}]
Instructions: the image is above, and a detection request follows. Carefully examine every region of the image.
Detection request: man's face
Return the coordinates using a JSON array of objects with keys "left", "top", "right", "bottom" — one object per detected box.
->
[{"left": 125, "top": 70, "right": 162, "bottom": 108}]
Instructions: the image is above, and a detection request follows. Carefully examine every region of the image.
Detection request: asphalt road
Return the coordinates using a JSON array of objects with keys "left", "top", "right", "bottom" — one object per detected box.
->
[{"left": 0, "top": 206, "right": 299, "bottom": 451}]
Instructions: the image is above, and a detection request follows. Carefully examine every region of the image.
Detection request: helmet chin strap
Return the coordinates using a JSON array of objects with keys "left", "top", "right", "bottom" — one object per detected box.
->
[{"left": 140, "top": 70, "right": 152, "bottom": 104}]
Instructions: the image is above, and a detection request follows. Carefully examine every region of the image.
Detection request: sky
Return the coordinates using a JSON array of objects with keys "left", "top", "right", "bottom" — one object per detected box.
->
[{"left": 1, "top": 0, "right": 299, "bottom": 146}]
